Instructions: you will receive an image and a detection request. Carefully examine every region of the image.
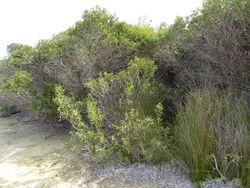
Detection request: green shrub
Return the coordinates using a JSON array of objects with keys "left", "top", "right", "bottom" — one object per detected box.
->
[
  {"left": 55, "top": 57, "right": 172, "bottom": 163},
  {"left": 0, "top": 103, "right": 8, "bottom": 111},
  {"left": 84, "top": 57, "right": 171, "bottom": 162},
  {"left": 5, "top": 43, "right": 34, "bottom": 67},
  {"left": 156, "top": 16, "right": 187, "bottom": 55},
  {"left": 33, "top": 30, "right": 72, "bottom": 62},
  {"left": 115, "top": 105, "right": 171, "bottom": 163},
  {"left": 86, "top": 57, "right": 164, "bottom": 119},
  {"left": 29, "top": 82, "right": 58, "bottom": 116},
  {"left": 176, "top": 0, "right": 250, "bottom": 91},
  {"left": 174, "top": 89, "right": 250, "bottom": 185},
  {"left": 0, "top": 70, "right": 34, "bottom": 109},
  {"left": 54, "top": 85, "right": 84, "bottom": 129},
  {"left": 108, "top": 22, "right": 158, "bottom": 56},
  {"left": 1, "top": 72, "right": 58, "bottom": 117},
  {"left": 54, "top": 85, "right": 114, "bottom": 161},
  {"left": 0, "top": 71, "right": 34, "bottom": 94}
]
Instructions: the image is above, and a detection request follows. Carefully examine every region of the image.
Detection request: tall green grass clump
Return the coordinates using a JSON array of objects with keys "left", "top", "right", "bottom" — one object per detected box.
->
[{"left": 174, "top": 89, "right": 250, "bottom": 185}]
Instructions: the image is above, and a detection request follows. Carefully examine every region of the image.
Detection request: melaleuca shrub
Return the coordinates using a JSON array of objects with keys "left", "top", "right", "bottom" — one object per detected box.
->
[
  {"left": 54, "top": 85, "right": 115, "bottom": 161},
  {"left": 55, "top": 57, "right": 171, "bottom": 163},
  {"left": 114, "top": 104, "right": 171, "bottom": 164},
  {"left": 0, "top": 70, "right": 34, "bottom": 93},
  {"left": 54, "top": 58, "right": 172, "bottom": 163},
  {"left": 0, "top": 71, "right": 34, "bottom": 108},
  {"left": 28, "top": 82, "right": 58, "bottom": 117}
]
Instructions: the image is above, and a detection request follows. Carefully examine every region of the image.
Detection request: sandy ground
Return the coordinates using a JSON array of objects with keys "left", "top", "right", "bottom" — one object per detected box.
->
[
  {"left": 0, "top": 117, "right": 94, "bottom": 188},
  {"left": 0, "top": 116, "right": 195, "bottom": 188},
  {"left": 0, "top": 117, "right": 144, "bottom": 188}
]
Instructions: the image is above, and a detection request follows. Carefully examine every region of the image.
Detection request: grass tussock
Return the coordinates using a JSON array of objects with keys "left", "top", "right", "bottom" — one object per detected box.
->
[{"left": 174, "top": 89, "right": 250, "bottom": 184}]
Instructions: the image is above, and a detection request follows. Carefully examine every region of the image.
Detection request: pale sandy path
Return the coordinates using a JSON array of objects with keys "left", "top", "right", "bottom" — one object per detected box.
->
[
  {"left": 0, "top": 117, "right": 94, "bottom": 188},
  {"left": 0, "top": 117, "right": 195, "bottom": 188}
]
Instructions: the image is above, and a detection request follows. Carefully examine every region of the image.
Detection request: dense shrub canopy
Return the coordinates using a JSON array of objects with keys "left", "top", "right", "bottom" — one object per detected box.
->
[{"left": 54, "top": 58, "right": 171, "bottom": 163}]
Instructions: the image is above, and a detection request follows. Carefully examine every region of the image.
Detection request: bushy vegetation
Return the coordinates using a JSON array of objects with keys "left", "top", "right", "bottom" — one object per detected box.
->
[
  {"left": 174, "top": 89, "right": 250, "bottom": 184},
  {"left": 0, "top": 71, "right": 34, "bottom": 107},
  {"left": 54, "top": 58, "right": 171, "bottom": 163},
  {"left": 0, "top": 0, "right": 249, "bottom": 186},
  {"left": 28, "top": 82, "right": 58, "bottom": 117}
]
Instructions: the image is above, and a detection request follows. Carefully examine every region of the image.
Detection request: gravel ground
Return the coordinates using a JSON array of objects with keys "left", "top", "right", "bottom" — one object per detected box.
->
[
  {"left": 203, "top": 179, "right": 243, "bottom": 188},
  {"left": 89, "top": 163, "right": 195, "bottom": 188}
]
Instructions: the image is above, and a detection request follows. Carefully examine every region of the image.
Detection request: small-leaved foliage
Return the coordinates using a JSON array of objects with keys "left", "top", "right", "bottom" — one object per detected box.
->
[
  {"left": 54, "top": 57, "right": 171, "bottom": 163},
  {"left": 29, "top": 82, "right": 58, "bottom": 116},
  {"left": 0, "top": 71, "right": 34, "bottom": 94}
]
